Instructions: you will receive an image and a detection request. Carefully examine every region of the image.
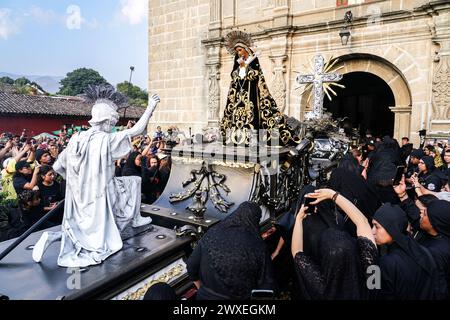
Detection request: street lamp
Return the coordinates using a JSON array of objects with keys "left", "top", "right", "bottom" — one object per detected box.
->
[
  {"left": 339, "top": 10, "right": 353, "bottom": 46},
  {"left": 123, "top": 66, "right": 135, "bottom": 120}
]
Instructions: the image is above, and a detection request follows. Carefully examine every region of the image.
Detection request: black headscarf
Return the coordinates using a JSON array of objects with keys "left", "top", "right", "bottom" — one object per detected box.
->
[
  {"left": 337, "top": 154, "right": 361, "bottom": 176},
  {"left": 368, "top": 136, "right": 402, "bottom": 185},
  {"left": 201, "top": 202, "right": 269, "bottom": 299},
  {"left": 427, "top": 200, "right": 450, "bottom": 238},
  {"left": 122, "top": 152, "right": 141, "bottom": 177},
  {"left": 319, "top": 228, "right": 362, "bottom": 300},
  {"left": 328, "top": 167, "right": 380, "bottom": 221},
  {"left": 374, "top": 204, "right": 436, "bottom": 275},
  {"left": 300, "top": 186, "right": 344, "bottom": 260},
  {"left": 143, "top": 282, "right": 177, "bottom": 300},
  {"left": 276, "top": 185, "right": 315, "bottom": 245},
  {"left": 422, "top": 156, "right": 435, "bottom": 172}
]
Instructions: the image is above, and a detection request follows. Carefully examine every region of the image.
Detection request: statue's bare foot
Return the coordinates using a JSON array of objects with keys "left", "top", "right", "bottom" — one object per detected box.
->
[{"left": 32, "top": 231, "right": 62, "bottom": 263}]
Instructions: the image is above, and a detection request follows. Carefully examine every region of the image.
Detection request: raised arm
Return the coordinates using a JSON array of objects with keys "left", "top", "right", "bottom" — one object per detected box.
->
[
  {"left": 308, "top": 189, "right": 376, "bottom": 246},
  {"left": 291, "top": 204, "right": 309, "bottom": 257},
  {"left": 0, "top": 140, "right": 13, "bottom": 160},
  {"left": 13, "top": 144, "right": 30, "bottom": 162},
  {"left": 410, "top": 174, "right": 435, "bottom": 197},
  {"left": 121, "top": 94, "right": 160, "bottom": 138}
]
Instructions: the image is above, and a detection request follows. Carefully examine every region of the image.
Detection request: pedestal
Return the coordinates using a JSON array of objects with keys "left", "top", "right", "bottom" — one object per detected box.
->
[{"left": 152, "top": 143, "right": 304, "bottom": 225}]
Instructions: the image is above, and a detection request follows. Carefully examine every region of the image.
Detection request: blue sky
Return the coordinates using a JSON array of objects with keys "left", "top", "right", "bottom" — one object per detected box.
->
[{"left": 0, "top": 0, "right": 148, "bottom": 90}]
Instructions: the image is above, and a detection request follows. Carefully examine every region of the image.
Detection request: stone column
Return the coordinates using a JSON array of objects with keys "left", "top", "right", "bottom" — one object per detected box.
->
[
  {"left": 206, "top": 46, "right": 221, "bottom": 127},
  {"left": 270, "top": 55, "right": 288, "bottom": 113},
  {"left": 222, "top": 0, "right": 235, "bottom": 28},
  {"left": 270, "top": 35, "right": 289, "bottom": 114},
  {"left": 273, "top": 0, "right": 290, "bottom": 28},
  {"left": 209, "top": 0, "right": 222, "bottom": 38},
  {"left": 389, "top": 106, "right": 412, "bottom": 141},
  {"left": 430, "top": 11, "right": 450, "bottom": 134}
]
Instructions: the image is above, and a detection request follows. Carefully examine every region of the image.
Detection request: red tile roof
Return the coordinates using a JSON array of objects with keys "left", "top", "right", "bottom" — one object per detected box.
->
[{"left": 0, "top": 86, "right": 145, "bottom": 119}]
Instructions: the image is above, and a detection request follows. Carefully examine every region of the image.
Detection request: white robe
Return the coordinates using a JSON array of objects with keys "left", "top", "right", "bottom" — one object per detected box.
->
[{"left": 53, "top": 129, "right": 150, "bottom": 267}]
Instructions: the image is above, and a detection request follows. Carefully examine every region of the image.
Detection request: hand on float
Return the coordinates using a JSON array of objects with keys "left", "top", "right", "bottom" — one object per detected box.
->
[
  {"left": 295, "top": 204, "right": 309, "bottom": 221},
  {"left": 307, "top": 188, "right": 335, "bottom": 205}
]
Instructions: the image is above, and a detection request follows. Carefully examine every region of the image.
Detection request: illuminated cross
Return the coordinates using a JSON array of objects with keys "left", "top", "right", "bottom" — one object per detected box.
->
[{"left": 296, "top": 54, "right": 343, "bottom": 118}]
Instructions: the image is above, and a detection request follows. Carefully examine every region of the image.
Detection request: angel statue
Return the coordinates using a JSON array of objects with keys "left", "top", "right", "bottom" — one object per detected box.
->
[
  {"left": 220, "top": 30, "right": 301, "bottom": 146},
  {"left": 32, "top": 85, "right": 161, "bottom": 268}
]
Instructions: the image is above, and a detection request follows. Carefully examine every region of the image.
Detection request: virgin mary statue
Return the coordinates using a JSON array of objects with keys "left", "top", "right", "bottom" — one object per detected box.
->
[{"left": 220, "top": 31, "right": 300, "bottom": 146}]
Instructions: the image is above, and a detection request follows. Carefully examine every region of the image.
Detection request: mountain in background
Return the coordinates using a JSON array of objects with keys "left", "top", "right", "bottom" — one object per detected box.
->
[{"left": 0, "top": 72, "right": 63, "bottom": 94}]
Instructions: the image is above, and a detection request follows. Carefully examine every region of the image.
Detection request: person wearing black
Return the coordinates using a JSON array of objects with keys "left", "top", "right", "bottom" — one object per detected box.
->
[
  {"left": 362, "top": 139, "right": 376, "bottom": 161},
  {"left": 121, "top": 152, "right": 142, "bottom": 177},
  {"left": 141, "top": 155, "right": 160, "bottom": 204},
  {"left": 328, "top": 166, "right": 381, "bottom": 236},
  {"left": 0, "top": 199, "right": 28, "bottom": 241},
  {"left": 418, "top": 156, "right": 443, "bottom": 192},
  {"left": 367, "top": 136, "right": 402, "bottom": 204},
  {"left": 143, "top": 282, "right": 177, "bottom": 300},
  {"left": 399, "top": 137, "right": 413, "bottom": 165},
  {"left": 291, "top": 189, "right": 378, "bottom": 300},
  {"left": 17, "top": 190, "right": 54, "bottom": 230},
  {"left": 417, "top": 199, "right": 450, "bottom": 298},
  {"left": 35, "top": 149, "right": 52, "bottom": 166},
  {"left": 272, "top": 185, "right": 316, "bottom": 261},
  {"left": 392, "top": 176, "right": 421, "bottom": 233},
  {"left": 158, "top": 155, "right": 171, "bottom": 193},
  {"left": 186, "top": 202, "right": 275, "bottom": 300},
  {"left": 405, "top": 149, "right": 424, "bottom": 183},
  {"left": 38, "top": 165, "right": 64, "bottom": 224},
  {"left": 443, "top": 148, "right": 450, "bottom": 172},
  {"left": 372, "top": 204, "right": 445, "bottom": 299},
  {"left": 13, "top": 160, "right": 39, "bottom": 196}
]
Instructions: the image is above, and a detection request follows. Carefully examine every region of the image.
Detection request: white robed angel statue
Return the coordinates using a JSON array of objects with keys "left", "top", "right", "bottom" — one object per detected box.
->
[{"left": 32, "top": 85, "right": 160, "bottom": 268}]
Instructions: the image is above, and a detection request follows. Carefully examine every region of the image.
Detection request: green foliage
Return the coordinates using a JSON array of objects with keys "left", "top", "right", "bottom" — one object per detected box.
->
[
  {"left": 0, "top": 192, "right": 17, "bottom": 230},
  {"left": 0, "top": 192, "right": 17, "bottom": 208},
  {"left": 15, "top": 86, "right": 33, "bottom": 95},
  {"left": 58, "top": 68, "right": 109, "bottom": 96},
  {"left": 0, "top": 76, "right": 14, "bottom": 85},
  {"left": 116, "top": 81, "right": 148, "bottom": 107},
  {"left": 14, "top": 77, "right": 31, "bottom": 87}
]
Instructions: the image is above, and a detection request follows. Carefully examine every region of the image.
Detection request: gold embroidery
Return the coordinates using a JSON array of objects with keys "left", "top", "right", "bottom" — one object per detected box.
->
[
  {"left": 120, "top": 264, "right": 185, "bottom": 300},
  {"left": 220, "top": 63, "right": 299, "bottom": 146}
]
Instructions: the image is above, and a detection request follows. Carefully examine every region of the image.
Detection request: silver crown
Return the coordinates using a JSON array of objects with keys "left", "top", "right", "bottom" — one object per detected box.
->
[{"left": 224, "top": 30, "right": 254, "bottom": 55}]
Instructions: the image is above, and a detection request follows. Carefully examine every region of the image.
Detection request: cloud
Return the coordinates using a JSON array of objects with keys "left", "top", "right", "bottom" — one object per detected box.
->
[
  {"left": 0, "top": 8, "right": 19, "bottom": 40},
  {"left": 120, "top": 0, "right": 147, "bottom": 25}
]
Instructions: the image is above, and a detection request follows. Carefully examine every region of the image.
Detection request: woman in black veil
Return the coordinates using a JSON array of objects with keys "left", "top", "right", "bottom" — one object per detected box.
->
[
  {"left": 291, "top": 189, "right": 378, "bottom": 300},
  {"left": 220, "top": 31, "right": 300, "bottom": 146}
]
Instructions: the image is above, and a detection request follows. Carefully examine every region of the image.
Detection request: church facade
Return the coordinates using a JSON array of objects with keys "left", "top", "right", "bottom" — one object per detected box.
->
[{"left": 148, "top": 0, "right": 450, "bottom": 145}]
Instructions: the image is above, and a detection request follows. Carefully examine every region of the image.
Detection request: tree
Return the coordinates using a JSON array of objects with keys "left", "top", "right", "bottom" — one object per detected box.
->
[
  {"left": 0, "top": 76, "right": 14, "bottom": 85},
  {"left": 116, "top": 81, "right": 148, "bottom": 107},
  {"left": 58, "top": 68, "right": 109, "bottom": 96},
  {"left": 14, "top": 77, "right": 31, "bottom": 87}
]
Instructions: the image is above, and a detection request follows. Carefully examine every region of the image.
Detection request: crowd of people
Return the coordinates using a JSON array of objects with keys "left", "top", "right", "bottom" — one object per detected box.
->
[
  {"left": 1, "top": 126, "right": 450, "bottom": 300},
  {"left": 186, "top": 135, "right": 450, "bottom": 300},
  {"left": 0, "top": 124, "right": 177, "bottom": 242}
]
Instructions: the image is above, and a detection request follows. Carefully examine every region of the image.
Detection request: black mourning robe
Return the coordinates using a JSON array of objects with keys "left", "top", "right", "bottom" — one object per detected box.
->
[
  {"left": 186, "top": 202, "right": 275, "bottom": 300},
  {"left": 294, "top": 229, "right": 378, "bottom": 300},
  {"left": 220, "top": 53, "right": 299, "bottom": 146},
  {"left": 328, "top": 167, "right": 381, "bottom": 236},
  {"left": 420, "top": 200, "right": 450, "bottom": 298},
  {"left": 374, "top": 204, "right": 444, "bottom": 300}
]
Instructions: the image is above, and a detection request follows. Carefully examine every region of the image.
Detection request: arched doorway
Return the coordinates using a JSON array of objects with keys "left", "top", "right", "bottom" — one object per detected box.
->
[
  {"left": 323, "top": 72, "right": 395, "bottom": 137},
  {"left": 299, "top": 54, "right": 413, "bottom": 141}
]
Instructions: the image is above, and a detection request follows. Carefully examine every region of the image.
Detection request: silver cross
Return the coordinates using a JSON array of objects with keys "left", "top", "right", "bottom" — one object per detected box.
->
[{"left": 296, "top": 54, "right": 343, "bottom": 118}]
